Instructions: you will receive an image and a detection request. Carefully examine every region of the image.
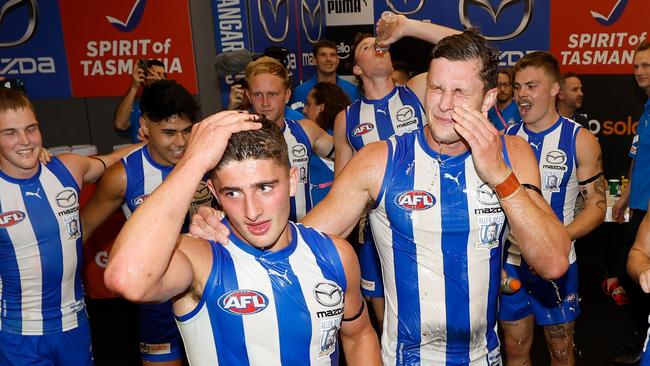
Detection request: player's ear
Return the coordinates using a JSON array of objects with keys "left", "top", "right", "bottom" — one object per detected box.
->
[{"left": 288, "top": 167, "right": 298, "bottom": 197}]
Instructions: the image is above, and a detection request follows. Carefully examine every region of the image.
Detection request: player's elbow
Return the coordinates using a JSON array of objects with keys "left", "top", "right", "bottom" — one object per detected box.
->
[
  {"left": 540, "top": 256, "right": 570, "bottom": 280},
  {"left": 104, "top": 263, "right": 149, "bottom": 302}
]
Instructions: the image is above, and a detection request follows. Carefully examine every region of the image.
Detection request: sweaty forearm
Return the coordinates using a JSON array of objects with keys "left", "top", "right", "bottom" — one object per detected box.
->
[{"left": 502, "top": 189, "right": 570, "bottom": 279}]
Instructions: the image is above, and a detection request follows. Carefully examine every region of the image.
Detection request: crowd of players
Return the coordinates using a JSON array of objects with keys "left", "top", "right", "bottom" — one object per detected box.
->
[{"left": 2, "top": 12, "right": 650, "bottom": 366}]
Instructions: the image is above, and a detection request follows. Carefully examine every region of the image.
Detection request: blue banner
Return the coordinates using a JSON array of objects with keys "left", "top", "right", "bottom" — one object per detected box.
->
[
  {"left": 212, "top": 0, "right": 325, "bottom": 109},
  {"left": 0, "top": 0, "right": 71, "bottom": 98},
  {"left": 375, "top": 0, "right": 549, "bottom": 66}
]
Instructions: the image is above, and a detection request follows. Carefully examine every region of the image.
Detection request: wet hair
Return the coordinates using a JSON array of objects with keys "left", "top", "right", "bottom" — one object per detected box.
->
[
  {"left": 637, "top": 41, "right": 650, "bottom": 53},
  {"left": 245, "top": 56, "right": 290, "bottom": 89},
  {"left": 213, "top": 116, "right": 289, "bottom": 175},
  {"left": 498, "top": 66, "right": 514, "bottom": 83},
  {"left": 313, "top": 40, "right": 337, "bottom": 55},
  {"left": 514, "top": 51, "right": 561, "bottom": 83},
  {"left": 431, "top": 28, "right": 499, "bottom": 92},
  {"left": 559, "top": 71, "right": 580, "bottom": 88},
  {"left": 140, "top": 80, "right": 200, "bottom": 123},
  {"left": 0, "top": 88, "right": 35, "bottom": 115},
  {"left": 309, "top": 82, "right": 351, "bottom": 131}
]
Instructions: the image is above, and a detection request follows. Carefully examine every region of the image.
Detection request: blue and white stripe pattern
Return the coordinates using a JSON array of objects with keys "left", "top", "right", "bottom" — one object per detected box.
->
[
  {"left": 121, "top": 145, "right": 213, "bottom": 228},
  {"left": 284, "top": 119, "right": 313, "bottom": 222},
  {"left": 346, "top": 85, "right": 425, "bottom": 153},
  {"left": 176, "top": 222, "right": 347, "bottom": 365},
  {"left": 368, "top": 129, "right": 508, "bottom": 365},
  {"left": 0, "top": 158, "right": 86, "bottom": 335},
  {"left": 506, "top": 116, "right": 581, "bottom": 264}
]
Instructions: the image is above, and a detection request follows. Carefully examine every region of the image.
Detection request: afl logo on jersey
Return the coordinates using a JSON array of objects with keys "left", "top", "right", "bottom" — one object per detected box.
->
[
  {"left": 395, "top": 190, "right": 436, "bottom": 211},
  {"left": 352, "top": 123, "right": 374, "bottom": 136},
  {"left": 218, "top": 290, "right": 269, "bottom": 315},
  {"left": 0, "top": 211, "right": 26, "bottom": 227},
  {"left": 131, "top": 194, "right": 149, "bottom": 207}
]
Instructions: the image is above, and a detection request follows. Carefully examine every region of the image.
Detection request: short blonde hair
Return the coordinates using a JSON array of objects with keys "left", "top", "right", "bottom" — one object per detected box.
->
[{"left": 245, "top": 56, "right": 290, "bottom": 89}]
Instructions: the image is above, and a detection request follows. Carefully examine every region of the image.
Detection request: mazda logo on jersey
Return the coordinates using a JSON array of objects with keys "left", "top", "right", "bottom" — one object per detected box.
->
[
  {"left": 386, "top": 0, "right": 425, "bottom": 15},
  {"left": 258, "top": 0, "right": 289, "bottom": 42},
  {"left": 352, "top": 123, "right": 374, "bottom": 136},
  {"left": 459, "top": 0, "right": 533, "bottom": 41},
  {"left": 395, "top": 106, "right": 415, "bottom": 122},
  {"left": 313, "top": 282, "right": 343, "bottom": 307},
  {"left": 0, "top": 210, "right": 26, "bottom": 227},
  {"left": 292, "top": 144, "right": 307, "bottom": 158},
  {"left": 194, "top": 182, "right": 211, "bottom": 199},
  {"left": 55, "top": 189, "right": 78, "bottom": 208},
  {"left": 545, "top": 150, "right": 567, "bottom": 165},
  {"left": 0, "top": 0, "right": 38, "bottom": 48},
  {"left": 476, "top": 183, "right": 499, "bottom": 206},
  {"left": 395, "top": 190, "right": 436, "bottom": 211},
  {"left": 218, "top": 290, "right": 269, "bottom": 315},
  {"left": 301, "top": 0, "right": 323, "bottom": 44}
]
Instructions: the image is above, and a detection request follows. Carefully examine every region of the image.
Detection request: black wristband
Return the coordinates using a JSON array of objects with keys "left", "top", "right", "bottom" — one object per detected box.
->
[
  {"left": 325, "top": 146, "right": 335, "bottom": 159},
  {"left": 90, "top": 156, "right": 107, "bottom": 172},
  {"left": 342, "top": 300, "right": 365, "bottom": 322},
  {"left": 578, "top": 172, "right": 603, "bottom": 185},
  {"left": 522, "top": 183, "right": 542, "bottom": 196}
]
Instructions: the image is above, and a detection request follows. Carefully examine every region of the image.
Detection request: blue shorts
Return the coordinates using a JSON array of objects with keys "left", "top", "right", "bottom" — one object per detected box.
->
[
  {"left": 498, "top": 260, "right": 580, "bottom": 325},
  {"left": 359, "top": 224, "right": 385, "bottom": 298},
  {"left": 0, "top": 320, "right": 93, "bottom": 366},
  {"left": 138, "top": 300, "right": 184, "bottom": 362}
]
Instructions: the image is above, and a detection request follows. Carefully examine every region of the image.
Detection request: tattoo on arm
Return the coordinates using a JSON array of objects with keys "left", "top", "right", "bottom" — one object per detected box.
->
[{"left": 594, "top": 176, "right": 607, "bottom": 211}]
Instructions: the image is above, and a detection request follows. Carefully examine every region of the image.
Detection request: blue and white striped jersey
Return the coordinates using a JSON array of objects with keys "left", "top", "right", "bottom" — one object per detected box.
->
[
  {"left": 506, "top": 116, "right": 581, "bottom": 264},
  {"left": 176, "top": 222, "right": 347, "bottom": 366},
  {"left": 346, "top": 85, "right": 425, "bottom": 153},
  {"left": 0, "top": 158, "right": 86, "bottom": 335},
  {"left": 121, "top": 145, "right": 213, "bottom": 228},
  {"left": 368, "top": 129, "right": 508, "bottom": 365},
  {"left": 283, "top": 119, "right": 313, "bottom": 222}
]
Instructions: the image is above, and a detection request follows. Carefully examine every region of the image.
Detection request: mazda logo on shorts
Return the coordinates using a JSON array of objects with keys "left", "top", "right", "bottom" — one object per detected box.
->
[
  {"left": 258, "top": 0, "right": 289, "bottom": 42},
  {"left": 301, "top": 0, "right": 323, "bottom": 44},
  {"left": 55, "top": 189, "right": 78, "bottom": 208},
  {"left": 0, "top": 0, "right": 38, "bottom": 48},
  {"left": 386, "top": 0, "right": 425, "bottom": 15},
  {"left": 313, "top": 282, "right": 343, "bottom": 307},
  {"left": 459, "top": 0, "right": 533, "bottom": 41}
]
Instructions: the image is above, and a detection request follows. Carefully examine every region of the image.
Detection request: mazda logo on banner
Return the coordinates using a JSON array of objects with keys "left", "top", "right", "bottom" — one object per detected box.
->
[
  {"left": 459, "top": 0, "right": 533, "bottom": 41},
  {"left": 301, "top": 0, "right": 323, "bottom": 44},
  {"left": 258, "top": 0, "right": 289, "bottom": 42},
  {"left": 0, "top": 0, "right": 38, "bottom": 48},
  {"left": 386, "top": 0, "right": 425, "bottom": 15}
]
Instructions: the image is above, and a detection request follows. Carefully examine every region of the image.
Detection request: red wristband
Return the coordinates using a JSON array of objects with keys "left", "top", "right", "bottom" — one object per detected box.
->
[{"left": 493, "top": 171, "right": 521, "bottom": 199}]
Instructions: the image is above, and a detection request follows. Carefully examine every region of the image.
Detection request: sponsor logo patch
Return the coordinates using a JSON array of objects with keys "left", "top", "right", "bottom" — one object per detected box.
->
[
  {"left": 395, "top": 190, "right": 436, "bottom": 211},
  {"left": 0, "top": 211, "right": 26, "bottom": 227},
  {"left": 352, "top": 122, "right": 374, "bottom": 136},
  {"left": 218, "top": 289, "right": 269, "bottom": 315},
  {"left": 140, "top": 342, "right": 171, "bottom": 355},
  {"left": 313, "top": 282, "right": 343, "bottom": 307},
  {"left": 55, "top": 188, "right": 78, "bottom": 208}
]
